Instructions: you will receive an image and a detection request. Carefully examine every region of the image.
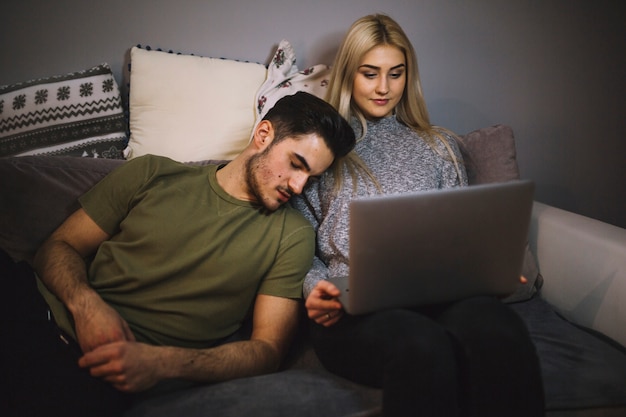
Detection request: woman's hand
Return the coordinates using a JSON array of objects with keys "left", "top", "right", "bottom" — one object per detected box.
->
[{"left": 305, "top": 280, "right": 345, "bottom": 327}]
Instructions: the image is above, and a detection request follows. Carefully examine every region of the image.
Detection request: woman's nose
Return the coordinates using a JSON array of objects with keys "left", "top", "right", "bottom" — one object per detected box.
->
[{"left": 375, "top": 78, "right": 389, "bottom": 95}]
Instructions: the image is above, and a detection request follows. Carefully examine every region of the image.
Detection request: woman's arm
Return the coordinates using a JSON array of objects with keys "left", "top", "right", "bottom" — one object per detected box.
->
[{"left": 290, "top": 187, "right": 332, "bottom": 299}]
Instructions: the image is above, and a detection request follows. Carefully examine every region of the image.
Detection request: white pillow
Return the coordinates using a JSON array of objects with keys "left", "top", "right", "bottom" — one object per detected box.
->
[{"left": 126, "top": 47, "right": 267, "bottom": 162}]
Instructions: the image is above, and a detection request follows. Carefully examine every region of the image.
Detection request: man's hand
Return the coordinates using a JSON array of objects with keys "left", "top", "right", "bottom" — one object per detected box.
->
[
  {"left": 79, "top": 341, "right": 160, "bottom": 392},
  {"left": 305, "top": 280, "right": 344, "bottom": 327}
]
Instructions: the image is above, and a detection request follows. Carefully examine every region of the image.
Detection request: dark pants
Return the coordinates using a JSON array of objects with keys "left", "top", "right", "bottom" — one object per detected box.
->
[
  {"left": 0, "top": 250, "right": 132, "bottom": 417},
  {"left": 311, "top": 296, "right": 545, "bottom": 417}
]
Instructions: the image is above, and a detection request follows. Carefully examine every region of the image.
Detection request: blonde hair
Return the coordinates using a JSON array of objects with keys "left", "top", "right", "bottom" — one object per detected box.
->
[{"left": 327, "top": 14, "right": 462, "bottom": 192}]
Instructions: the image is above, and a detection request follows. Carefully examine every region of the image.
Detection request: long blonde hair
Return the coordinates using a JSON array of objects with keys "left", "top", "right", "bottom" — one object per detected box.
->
[{"left": 327, "top": 14, "right": 462, "bottom": 192}]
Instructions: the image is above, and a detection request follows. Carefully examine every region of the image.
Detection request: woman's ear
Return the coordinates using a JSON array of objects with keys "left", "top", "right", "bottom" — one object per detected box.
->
[{"left": 252, "top": 120, "right": 275, "bottom": 150}]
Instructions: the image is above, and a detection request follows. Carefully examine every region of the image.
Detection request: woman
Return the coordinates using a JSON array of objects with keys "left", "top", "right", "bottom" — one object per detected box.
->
[{"left": 292, "top": 14, "right": 544, "bottom": 417}]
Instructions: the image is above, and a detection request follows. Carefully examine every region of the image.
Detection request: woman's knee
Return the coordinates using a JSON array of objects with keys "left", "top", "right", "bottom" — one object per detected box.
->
[
  {"left": 367, "top": 310, "right": 456, "bottom": 373},
  {"left": 438, "top": 297, "right": 539, "bottom": 371}
]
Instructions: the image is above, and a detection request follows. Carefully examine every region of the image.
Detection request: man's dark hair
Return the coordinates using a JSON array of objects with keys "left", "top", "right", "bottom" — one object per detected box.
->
[{"left": 262, "top": 91, "right": 355, "bottom": 158}]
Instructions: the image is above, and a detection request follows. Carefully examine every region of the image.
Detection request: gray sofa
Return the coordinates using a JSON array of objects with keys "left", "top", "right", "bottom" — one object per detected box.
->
[
  {"left": 1, "top": 124, "right": 625, "bottom": 417},
  {"left": 1, "top": 39, "right": 625, "bottom": 417}
]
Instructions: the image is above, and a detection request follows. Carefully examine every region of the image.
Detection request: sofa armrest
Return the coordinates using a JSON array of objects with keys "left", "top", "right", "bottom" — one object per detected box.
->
[{"left": 528, "top": 201, "right": 626, "bottom": 348}]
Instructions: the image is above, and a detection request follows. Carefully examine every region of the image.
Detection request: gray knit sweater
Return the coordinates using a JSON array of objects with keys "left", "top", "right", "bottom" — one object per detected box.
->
[{"left": 292, "top": 116, "right": 468, "bottom": 298}]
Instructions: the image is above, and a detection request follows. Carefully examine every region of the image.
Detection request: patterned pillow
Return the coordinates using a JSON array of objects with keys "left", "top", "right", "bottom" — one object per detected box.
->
[
  {"left": 255, "top": 39, "right": 331, "bottom": 120},
  {"left": 0, "top": 64, "right": 127, "bottom": 159}
]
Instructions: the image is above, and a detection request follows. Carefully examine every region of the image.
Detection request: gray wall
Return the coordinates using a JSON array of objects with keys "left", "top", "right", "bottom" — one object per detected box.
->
[{"left": 2, "top": 0, "right": 624, "bottom": 228}]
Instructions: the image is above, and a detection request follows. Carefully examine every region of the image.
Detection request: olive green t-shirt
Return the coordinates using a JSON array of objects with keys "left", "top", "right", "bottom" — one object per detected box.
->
[{"left": 39, "top": 155, "right": 314, "bottom": 348}]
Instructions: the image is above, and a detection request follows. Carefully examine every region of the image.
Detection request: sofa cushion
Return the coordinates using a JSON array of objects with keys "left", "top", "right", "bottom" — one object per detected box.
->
[
  {"left": 510, "top": 296, "right": 626, "bottom": 410},
  {"left": 126, "top": 369, "right": 381, "bottom": 417},
  {"left": 125, "top": 46, "right": 267, "bottom": 162},
  {"left": 0, "top": 64, "right": 127, "bottom": 159},
  {"left": 0, "top": 155, "right": 124, "bottom": 263}
]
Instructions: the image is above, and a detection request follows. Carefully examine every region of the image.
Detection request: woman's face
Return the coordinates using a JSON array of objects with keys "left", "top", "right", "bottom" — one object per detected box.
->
[{"left": 352, "top": 44, "right": 406, "bottom": 120}]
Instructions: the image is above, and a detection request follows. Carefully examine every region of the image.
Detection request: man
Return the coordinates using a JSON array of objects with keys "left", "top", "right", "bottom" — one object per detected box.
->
[{"left": 2, "top": 91, "right": 355, "bottom": 416}]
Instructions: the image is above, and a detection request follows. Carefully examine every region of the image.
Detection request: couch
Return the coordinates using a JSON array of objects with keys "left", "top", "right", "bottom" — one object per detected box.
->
[{"left": 1, "top": 41, "right": 625, "bottom": 416}]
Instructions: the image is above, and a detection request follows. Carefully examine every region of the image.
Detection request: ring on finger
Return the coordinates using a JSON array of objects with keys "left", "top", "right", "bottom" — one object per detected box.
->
[{"left": 326, "top": 313, "right": 331, "bottom": 320}]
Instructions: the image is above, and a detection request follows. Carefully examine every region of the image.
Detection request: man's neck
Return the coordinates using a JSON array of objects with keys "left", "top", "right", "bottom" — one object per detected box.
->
[{"left": 215, "top": 155, "right": 253, "bottom": 202}]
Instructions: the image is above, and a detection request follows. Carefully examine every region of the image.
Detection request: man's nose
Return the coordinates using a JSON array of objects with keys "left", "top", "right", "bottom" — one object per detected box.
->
[{"left": 288, "top": 173, "right": 309, "bottom": 195}]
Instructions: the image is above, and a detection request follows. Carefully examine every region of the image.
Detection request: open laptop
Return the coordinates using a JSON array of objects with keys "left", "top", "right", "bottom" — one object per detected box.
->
[{"left": 329, "top": 180, "right": 534, "bottom": 315}]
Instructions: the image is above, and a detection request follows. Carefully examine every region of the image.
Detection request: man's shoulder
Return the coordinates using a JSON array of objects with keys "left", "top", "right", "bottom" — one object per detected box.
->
[
  {"left": 282, "top": 203, "right": 315, "bottom": 234},
  {"left": 124, "top": 154, "right": 216, "bottom": 176},
  {"left": 126, "top": 154, "right": 182, "bottom": 169}
]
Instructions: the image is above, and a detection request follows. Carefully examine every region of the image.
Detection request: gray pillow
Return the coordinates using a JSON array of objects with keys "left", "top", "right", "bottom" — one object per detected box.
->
[
  {"left": 457, "top": 124, "right": 543, "bottom": 303},
  {"left": 457, "top": 124, "right": 520, "bottom": 185}
]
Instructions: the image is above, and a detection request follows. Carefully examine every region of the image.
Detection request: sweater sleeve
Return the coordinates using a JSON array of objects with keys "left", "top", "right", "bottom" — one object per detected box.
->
[{"left": 291, "top": 181, "right": 331, "bottom": 299}]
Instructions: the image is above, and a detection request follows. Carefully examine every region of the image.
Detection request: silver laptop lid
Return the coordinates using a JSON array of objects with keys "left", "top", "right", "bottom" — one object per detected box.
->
[{"left": 339, "top": 180, "right": 534, "bottom": 314}]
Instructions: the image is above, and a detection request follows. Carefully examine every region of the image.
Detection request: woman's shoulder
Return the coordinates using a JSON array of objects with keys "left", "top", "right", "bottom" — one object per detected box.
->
[
  {"left": 433, "top": 125, "right": 459, "bottom": 139},
  {"left": 429, "top": 126, "right": 463, "bottom": 152}
]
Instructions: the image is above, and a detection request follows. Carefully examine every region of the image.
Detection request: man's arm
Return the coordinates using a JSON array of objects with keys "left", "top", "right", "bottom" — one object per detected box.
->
[
  {"left": 33, "top": 208, "right": 135, "bottom": 353},
  {"left": 79, "top": 293, "right": 300, "bottom": 392},
  {"left": 170, "top": 293, "right": 299, "bottom": 381}
]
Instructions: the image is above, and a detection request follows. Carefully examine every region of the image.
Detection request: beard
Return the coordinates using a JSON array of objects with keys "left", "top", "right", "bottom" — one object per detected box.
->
[{"left": 244, "top": 147, "right": 287, "bottom": 212}]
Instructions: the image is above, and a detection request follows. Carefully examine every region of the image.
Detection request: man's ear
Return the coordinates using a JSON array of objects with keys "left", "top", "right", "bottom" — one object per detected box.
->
[{"left": 252, "top": 120, "right": 275, "bottom": 150}]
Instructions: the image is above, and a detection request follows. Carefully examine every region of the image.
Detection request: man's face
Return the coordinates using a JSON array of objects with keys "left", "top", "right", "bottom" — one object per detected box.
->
[{"left": 245, "top": 133, "right": 334, "bottom": 212}]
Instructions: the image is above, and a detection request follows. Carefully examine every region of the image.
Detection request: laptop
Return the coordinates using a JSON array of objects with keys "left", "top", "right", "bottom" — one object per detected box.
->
[{"left": 329, "top": 180, "right": 534, "bottom": 315}]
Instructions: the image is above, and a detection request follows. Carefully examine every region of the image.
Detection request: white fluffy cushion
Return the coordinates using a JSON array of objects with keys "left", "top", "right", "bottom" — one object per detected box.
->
[{"left": 126, "top": 47, "right": 267, "bottom": 162}]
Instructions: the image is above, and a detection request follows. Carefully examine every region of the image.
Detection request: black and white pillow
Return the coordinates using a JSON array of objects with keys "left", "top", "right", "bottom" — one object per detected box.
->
[{"left": 0, "top": 63, "right": 127, "bottom": 158}]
